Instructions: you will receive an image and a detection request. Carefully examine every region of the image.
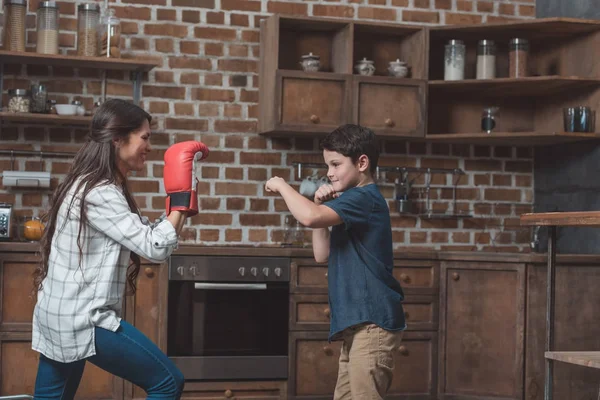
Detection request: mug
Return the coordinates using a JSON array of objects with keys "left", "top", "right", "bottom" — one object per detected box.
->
[{"left": 299, "top": 176, "right": 318, "bottom": 198}]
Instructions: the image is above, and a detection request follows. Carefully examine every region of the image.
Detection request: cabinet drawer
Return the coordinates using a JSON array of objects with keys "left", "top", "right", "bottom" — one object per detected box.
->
[
  {"left": 291, "top": 259, "right": 328, "bottom": 294},
  {"left": 289, "top": 331, "right": 437, "bottom": 399},
  {"left": 393, "top": 260, "right": 439, "bottom": 295},
  {"left": 182, "top": 380, "right": 286, "bottom": 399},
  {"left": 290, "top": 294, "right": 438, "bottom": 332}
]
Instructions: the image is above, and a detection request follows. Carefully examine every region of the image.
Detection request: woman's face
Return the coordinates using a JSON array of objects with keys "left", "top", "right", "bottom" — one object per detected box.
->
[{"left": 115, "top": 119, "right": 151, "bottom": 175}]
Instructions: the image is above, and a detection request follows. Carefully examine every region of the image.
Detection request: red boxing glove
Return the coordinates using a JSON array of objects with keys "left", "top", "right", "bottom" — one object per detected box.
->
[{"left": 163, "top": 141, "right": 209, "bottom": 216}]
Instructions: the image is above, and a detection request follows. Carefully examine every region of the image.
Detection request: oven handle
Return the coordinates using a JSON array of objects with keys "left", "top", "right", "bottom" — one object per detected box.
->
[{"left": 194, "top": 283, "right": 267, "bottom": 290}]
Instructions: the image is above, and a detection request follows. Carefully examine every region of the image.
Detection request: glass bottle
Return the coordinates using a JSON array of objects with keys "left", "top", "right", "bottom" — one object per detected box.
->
[
  {"left": 444, "top": 40, "right": 465, "bottom": 81},
  {"left": 509, "top": 38, "right": 529, "bottom": 78},
  {"left": 98, "top": 8, "right": 121, "bottom": 58},
  {"left": 36, "top": 1, "right": 59, "bottom": 55},
  {"left": 77, "top": 3, "right": 100, "bottom": 57},
  {"left": 3, "top": 0, "right": 27, "bottom": 52},
  {"left": 476, "top": 40, "right": 496, "bottom": 80}
]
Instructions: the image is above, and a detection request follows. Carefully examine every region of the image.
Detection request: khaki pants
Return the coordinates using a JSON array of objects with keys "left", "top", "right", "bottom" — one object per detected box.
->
[{"left": 333, "top": 323, "right": 404, "bottom": 400}]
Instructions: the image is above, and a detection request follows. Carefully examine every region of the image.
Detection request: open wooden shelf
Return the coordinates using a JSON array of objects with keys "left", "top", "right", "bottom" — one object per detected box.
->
[
  {"left": 0, "top": 112, "right": 92, "bottom": 126},
  {"left": 428, "top": 76, "right": 600, "bottom": 97},
  {"left": 426, "top": 132, "right": 600, "bottom": 146},
  {"left": 0, "top": 50, "right": 159, "bottom": 72},
  {"left": 545, "top": 352, "right": 600, "bottom": 369},
  {"left": 521, "top": 211, "right": 600, "bottom": 227}
]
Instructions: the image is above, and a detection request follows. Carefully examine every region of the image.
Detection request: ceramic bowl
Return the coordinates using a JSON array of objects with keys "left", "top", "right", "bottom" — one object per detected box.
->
[{"left": 55, "top": 104, "right": 78, "bottom": 116}]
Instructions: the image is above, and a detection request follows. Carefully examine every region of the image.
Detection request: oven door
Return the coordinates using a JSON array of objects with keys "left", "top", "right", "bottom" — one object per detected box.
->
[{"left": 167, "top": 280, "right": 289, "bottom": 380}]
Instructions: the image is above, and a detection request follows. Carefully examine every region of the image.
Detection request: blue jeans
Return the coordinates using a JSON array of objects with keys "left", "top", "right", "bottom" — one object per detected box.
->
[{"left": 33, "top": 320, "right": 184, "bottom": 400}]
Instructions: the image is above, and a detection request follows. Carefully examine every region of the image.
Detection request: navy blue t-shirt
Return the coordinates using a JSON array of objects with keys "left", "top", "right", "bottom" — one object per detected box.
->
[{"left": 324, "top": 183, "right": 406, "bottom": 341}]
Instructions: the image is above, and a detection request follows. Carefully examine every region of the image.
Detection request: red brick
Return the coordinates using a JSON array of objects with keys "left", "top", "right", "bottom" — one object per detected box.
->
[
  {"left": 206, "top": 11, "right": 225, "bottom": 24},
  {"left": 464, "top": 159, "right": 502, "bottom": 171},
  {"left": 113, "top": 6, "right": 152, "bottom": 20},
  {"left": 410, "top": 232, "right": 427, "bottom": 244},
  {"left": 182, "top": 10, "right": 200, "bottom": 23},
  {"left": 198, "top": 103, "right": 220, "bottom": 116},
  {"left": 499, "top": 3, "right": 515, "bottom": 15},
  {"left": 226, "top": 168, "right": 244, "bottom": 180},
  {"left": 192, "top": 88, "right": 235, "bottom": 102},
  {"left": 174, "top": 103, "right": 195, "bottom": 116},
  {"left": 403, "top": 10, "right": 439, "bottom": 23},
  {"left": 149, "top": 101, "right": 169, "bottom": 114},
  {"left": 195, "top": 27, "right": 237, "bottom": 41},
  {"left": 391, "top": 0, "right": 408, "bottom": 5},
  {"left": 455, "top": 0, "right": 473, "bottom": 12},
  {"left": 201, "top": 167, "right": 219, "bottom": 179},
  {"left": 250, "top": 199, "right": 269, "bottom": 211},
  {"left": 414, "top": 0, "right": 429, "bottom": 8},
  {"left": 204, "top": 73, "right": 223, "bottom": 86},
  {"left": 169, "top": 56, "right": 210, "bottom": 69},
  {"left": 180, "top": 41, "right": 200, "bottom": 55},
  {"left": 199, "top": 229, "right": 220, "bottom": 241},
  {"left": 154, "top": 71, "right": 174, "bottom": 83},
  {"left": 215, "top": 182, "right": 258, "bottom": 196},
  {"left": 221, "top": 0, "right": 261, "bottom": 12},
  {"left": 250, "top": 229, "right": 268, "bottom": 242},
  {"left": 230, "top": 13, "right": 249, "bottom": 26},
  {"left": 214, "top": 120, "right": 257, "bottom": 133},
  {"left": 240, "top": 152, "right": 281, "bottom": 165},
  {"left": 155, "top": 38, "right": 173, "bottom": 53},
  {"left": 226, "top": 229, "right": 242, "bottom": 242},
  {"left": 266, "top": 1, "right": 307, "bottom": 16},
  {"left": 519, "top": 5, "right": 535, "bottom": 17},
  {"left": 240, "top": 214, "right": 281, "bottom": 226},
  {"left": 130, "top": 37, "right": 149, "bottom": 50},
  {"left": 241, "top": 30, "right": 260, "bottom": 43},
  {"left": 165, "top": 118, "right": 208, "bottom": 131},
  {"left": 515, "top": 175, "right": 532, "bottom": 187},
  {"left": 492, "top": 174, "right": 512, "bottom": 186},
  {"left": 191, "top": 213, "right": 232, "bottom": 225},
  {"left": 248, "top": 168, "right": 267, "bottom": 181},
  {"left": 218, "top": 59, "right": 258, "bottom": 73},
  {"left": 205, "top": 42, "right": 224, "bottom": 56},
  {"left": 484, "top": 189, "right": 522, "bottom": 202},
  {"left": 156, "top": 8, "right": 176, "bottom": 20},
  {"left": 477, "top": 1, "right": 494, "bottom": 13},
  {"left": 313, "top": 4, "right": 354, "bottom": 18},
  {"left": 505, "top": 161, "right": 532, "bottom": 173},
  {"left": 171, "top": 0, "right": 214, "bottom": 7},
  {"left": 434, "top": 0, "right": 451, "bottom": 9},
  {"left": 225, "top": 135, "right": 244, "bottom": 148},
  {"left": 144, "top": 24, "right": 188, "bottom": 38},
  {"left": 227, "top": 198, "right": 246, "bottom": 210},
  {"left": 445, "top": 12, "right": 482, "bottom": 24},
  {"left": 122, "top": 0, "right": 165, "bottom": 5},
  {"left": 358, "top": 7, "right": 397, "bottom": 21},
  {"left": 181, "top": 72, "right": 200, "bottom": 84},
  {"left": 129, "top": 180, "right": 160, "bottom": 193},
  {"left": 143, "top": 85, "right": 186, "bottom": 99}
]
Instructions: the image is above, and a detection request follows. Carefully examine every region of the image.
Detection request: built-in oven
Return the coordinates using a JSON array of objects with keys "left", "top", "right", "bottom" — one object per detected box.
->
[{"left": 167, "top": 256, "right": 290, "bottom": 381}]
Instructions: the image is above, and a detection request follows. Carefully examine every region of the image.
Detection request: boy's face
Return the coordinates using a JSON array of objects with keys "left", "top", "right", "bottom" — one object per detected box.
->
[{"left": 323, "top": 149, "right": 368, "bottom": 192}]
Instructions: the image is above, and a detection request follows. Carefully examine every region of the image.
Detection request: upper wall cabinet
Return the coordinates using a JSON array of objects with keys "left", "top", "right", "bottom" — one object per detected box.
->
[{"left": 258, "top": 15, "right": 427, "bottom": 138}]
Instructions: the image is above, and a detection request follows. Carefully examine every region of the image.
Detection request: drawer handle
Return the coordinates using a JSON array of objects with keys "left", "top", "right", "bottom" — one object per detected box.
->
[
  {"left": 323, "top": 346, "right": 334, "bottom": 356},
  {"left": 144, "top": 267, "right": 154, "bottom": 278},
  {"left": 404, "top": 311, "right": 410, "bottom": 320},
  {"left": 384, "top": 118, "right": 394, "bottom": 127},
  {"left": 452, "top": 272, "right": 460, "bottom": 281},
  {"left": 224, "top": 389, "right": 233, "bottom": 398},
  {"left": 324, "top": 308, "right": 331, "bottom": 318},
  {"left": 400, "top": 273, "right": 410, "bottom": 283},
  {"left": 398, "top": 345, "right": 409, "bottom": 356},
  {"left": 310, "top": 114, "right": 320, "bottom": 124},
  {"left": 325, "top": 271, "right": 328, "bottom": 278}
]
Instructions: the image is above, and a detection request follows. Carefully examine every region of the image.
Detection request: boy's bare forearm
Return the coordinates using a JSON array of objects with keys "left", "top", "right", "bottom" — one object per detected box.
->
[
  {"left": 278, "top": 184, "right": 320, "bottom": 224},
  {"left": 312, "top": 228, "right": 330, "bottom": 263}
]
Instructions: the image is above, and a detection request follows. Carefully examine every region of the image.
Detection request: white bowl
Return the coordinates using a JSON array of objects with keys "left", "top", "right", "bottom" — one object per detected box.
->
[{"left": 55, "top": 104, "right": 78, "bottom": 116}]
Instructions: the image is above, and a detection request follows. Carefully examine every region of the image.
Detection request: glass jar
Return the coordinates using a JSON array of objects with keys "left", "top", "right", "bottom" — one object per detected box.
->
[
  {"left": 509, "top": 38, "right": 529, "bottom": 78},
  {"left": 98, "top": 8, "right": 121, "bottom": 58},
  {"left": 476, "top": 40, "right": 496, "bottom": 80},
  {"left": 7, "top": 89, "right": 31, "bottom": 113},
  {"left": 481, "top": 107, "right": 499, "bottom": 134},
  {"left": 77, "top": 3, "right": 100, "bottom": 56},
  {"left": 444, "top": 40, "right": 465, "bottom": 81},
  {"left": 36, "top": 1, "right": 59, "bottom": 55},
  {"left": 2, "top": 0, "right": 27, "bottom": 52},
  {"left": 30, "top": 83, "right": 48, "bottom": 113}
]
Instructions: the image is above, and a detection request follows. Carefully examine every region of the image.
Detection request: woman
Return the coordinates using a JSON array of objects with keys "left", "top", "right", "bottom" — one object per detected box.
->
[{"left": 31, "top": 99, "right": 206, "bottom": 400}]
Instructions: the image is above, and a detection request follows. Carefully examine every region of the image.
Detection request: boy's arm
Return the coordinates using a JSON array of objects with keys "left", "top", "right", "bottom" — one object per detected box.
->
[
  {"left": 265, "top": 177, "right": 342, "bottom": 229},
  {"left": 312, "top": 228, "right": 330, "bottom": 263}
]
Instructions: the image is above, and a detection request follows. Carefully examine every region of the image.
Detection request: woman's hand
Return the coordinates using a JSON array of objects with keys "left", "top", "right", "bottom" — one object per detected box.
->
[{"left": 314, "top": 184, "right": 339, "bottom": 205}]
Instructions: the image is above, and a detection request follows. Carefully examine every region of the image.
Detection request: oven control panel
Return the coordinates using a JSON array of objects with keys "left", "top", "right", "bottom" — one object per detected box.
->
[{"left": 169, "top": 256, "right": 290, "bottom": 282}]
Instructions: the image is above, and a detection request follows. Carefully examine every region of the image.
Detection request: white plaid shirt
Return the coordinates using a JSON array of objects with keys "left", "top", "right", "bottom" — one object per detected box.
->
[{"left": 32, "top": 182, "right": 177, "bottom": 362}]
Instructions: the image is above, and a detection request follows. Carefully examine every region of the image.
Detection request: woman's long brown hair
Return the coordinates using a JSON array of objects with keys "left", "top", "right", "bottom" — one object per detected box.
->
[{"left": 33, "top": 99, "right": 152, "bottom": 299}]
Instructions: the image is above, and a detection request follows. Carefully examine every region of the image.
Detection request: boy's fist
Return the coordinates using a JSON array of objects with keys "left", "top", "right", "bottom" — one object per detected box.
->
[{"left": 314, "top": 184, "right": 339, "bottom": 205}]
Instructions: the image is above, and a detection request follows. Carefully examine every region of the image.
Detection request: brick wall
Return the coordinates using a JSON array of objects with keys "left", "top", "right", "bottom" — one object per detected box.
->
[{"left": 0, "top": 0, "right": 535, "bottom": 252}]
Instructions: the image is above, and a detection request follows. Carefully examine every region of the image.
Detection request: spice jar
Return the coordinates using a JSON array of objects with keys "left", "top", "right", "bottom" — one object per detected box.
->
[
  {"left": 509, "top": 38, "right": 529, "bottom": 78},
  {"left": 98, "top": 8, "right": 121, "bottom": 58},
  {"left": 444, "top": 40, "right": 465, "bottom": 81},
  {"left": 36, "top": 1, "right": 60, "bottom": 55},
  {"left": 476, "top": 40, "right": 496, "bottom": 80},
  {"left": 30, "top": 83, "right": 48, "bottom": 113},
  {"left": 2, "top": 0, "right": 27, "bottom": 52},
  {"left": 77, "top": 3, "right": 100, "bottom": 57},
  {"left": 7, "top": 89, "right": 31, "bottom": 113}
]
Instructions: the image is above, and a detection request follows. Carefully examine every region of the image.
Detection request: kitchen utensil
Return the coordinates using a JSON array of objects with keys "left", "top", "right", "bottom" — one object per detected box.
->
[{"left": 299, "top": 175, "right": 319, "bottom": 198}]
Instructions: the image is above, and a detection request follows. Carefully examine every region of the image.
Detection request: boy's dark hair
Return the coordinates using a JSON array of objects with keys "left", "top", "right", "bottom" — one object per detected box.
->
[{"left": 320, "top": 124, "right": 379, "bottom": 174}]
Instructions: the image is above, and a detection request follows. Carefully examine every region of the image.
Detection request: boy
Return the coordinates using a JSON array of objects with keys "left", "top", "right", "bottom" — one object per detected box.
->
[{"left": 265, "top": 124, "right": 406, "bottom": 399}]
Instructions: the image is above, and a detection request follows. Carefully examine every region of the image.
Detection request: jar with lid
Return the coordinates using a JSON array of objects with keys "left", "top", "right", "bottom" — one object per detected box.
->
[
  {"left": 2, "top": 0, "right": 27, "bottom": 52},
  {"left": 30, "top": 83, "right": 47, "bottom": 113},
  {"left": 509, "top": 38, "right": 529, "bottom": 78},
  {"left": 444, "top": 40, "right": 465, "bottom": 81},
  {"left": 7, "top": 89, "right": 31, "bottom": 113},
  {"left": 36, "top": 1, "right": 59, "bottom": 55},
  {"left": 476, "top": 40, "right": 496, "bottom": 80},
  {"left": 77, "top": 3, "right": 100, "bottom": 57},
  {"left": 98, "top": 8, "right": 121, "bottom": 58}
]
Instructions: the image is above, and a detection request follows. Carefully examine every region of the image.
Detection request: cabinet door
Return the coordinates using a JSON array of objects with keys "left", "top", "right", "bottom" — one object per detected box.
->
[
  {"left": 525, "top": 263, "right": 600, "bottom": 400},
  {"left": 1, "top": 254, "right": 37, "bottom": 331},
  {"left": 439, "top": 262, "right": 525, "bottom": 399},
  {"left": 290, "top": 258, "right": 328, "bottom": 294},
  {"left": 393, "top": 259, "right": 439, "bottom": 296},
  {"left": 123, "top": 261, "right": 168, "bottom": 399},
  {"left": 182, "top": 380, "right": 286, "bottom": 399},
  {"left": 276, "top": 70, "right": 351, "bottom": 134},
  {"left": 353, "top": 77, "right": 426, "bottom": 138}
]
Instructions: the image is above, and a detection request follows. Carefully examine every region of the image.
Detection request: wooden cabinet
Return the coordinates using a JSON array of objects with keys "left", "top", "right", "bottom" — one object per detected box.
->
[
  {"left": 181, "top": 381, "right": 287, "bottom": 399},
  {"left": 525, "top": 263, "right": 600, "bottom": 400},
  {"left": 290, "top": 258, "right": 328, "bottom": 294},
  {"left": 439, "top": 261, "right": 525, "bottom": 399}
]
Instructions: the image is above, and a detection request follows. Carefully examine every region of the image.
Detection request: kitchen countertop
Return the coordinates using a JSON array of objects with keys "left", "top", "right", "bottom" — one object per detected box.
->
[{"left": 3, "top": 241, "right": 600, "bottom": 264}]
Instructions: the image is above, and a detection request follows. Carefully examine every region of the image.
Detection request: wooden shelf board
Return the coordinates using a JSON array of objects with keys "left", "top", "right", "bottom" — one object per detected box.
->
[
  {"left": 428, "top": 76, "right": 600, "bottom": 97},
  {"left": 425, "top": 132, "right": 600, "bottom": 146},
  {"left": 0, "top": 50, "right": 159, "bottom": 72},
  {"left": 545, "top": 352, "right": 600, "bottom": 369},
  {"left": 0, "top": 112, "right": 92, "bottom": 125},
  {"left": 521, "top": 212, "right": 600, "bottom": 227},
  {"left": 430, "top": 18, "right": 600, "bottom": 40}
]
